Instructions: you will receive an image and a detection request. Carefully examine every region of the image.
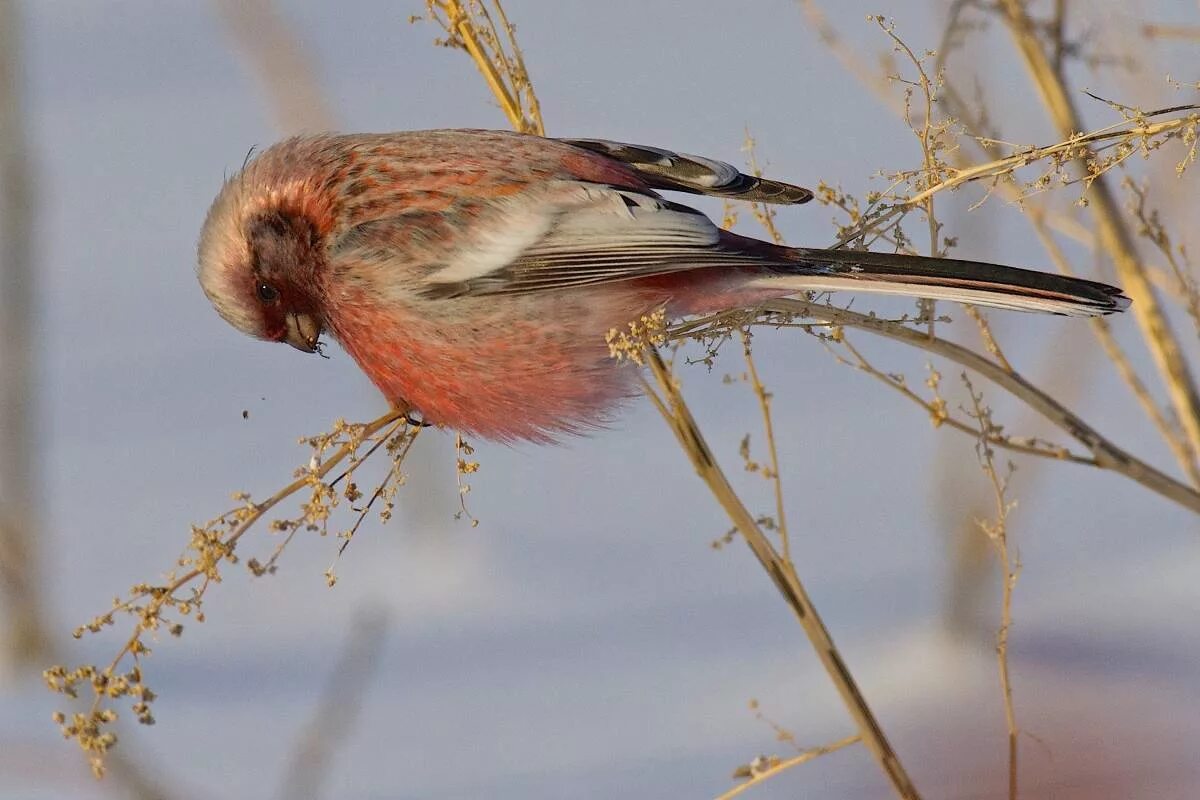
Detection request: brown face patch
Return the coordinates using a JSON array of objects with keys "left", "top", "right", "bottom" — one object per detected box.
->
[{"left": 244, "top": 209, "right": 325, "bottom": 338}]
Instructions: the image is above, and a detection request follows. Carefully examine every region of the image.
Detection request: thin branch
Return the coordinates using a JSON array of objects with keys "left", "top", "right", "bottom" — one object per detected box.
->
[
  {"left": 965, "top": 379, "right": 1021, "bottom": 800},
  {"left": 427, "top": 0, "right": 544, "bottom": 135},
  {"left": 1142, "top": 23, "right": 1200, "bottom": 41},
  {"left": 103, "top": 411, "right": 408, "bottom": 681},
  {"left": 47, "top": 409, "right": 413, "bottom": 776},
  {"left": 999, "top": 0, "right": 1200, "bottom": 478},
  {"left": 1026, "top": 209, "right": 1200, "bottom": 487},
  {"left": 825, "top": 333, "right": 1091, "bottom": 464},
  {"left": 213, "top": 0, "right": 336, "bottom": 132},
  {"left": 740, "top": 332, "right": 793, "bottom": 560},
  {"left": 275, "top": 607, "right": 390, "bottom": 800},
  {"left": 0, "top": 0, "right": 47, "bottom": 672},
  {"left": 639, "top": 349, "right": 923, "bottom": 800},
  {"left": 750, "top": 299, "right": 1200, "bottom": 516},
  {"left": 716, "top": 734, "right": 862, "bottom": 800}
]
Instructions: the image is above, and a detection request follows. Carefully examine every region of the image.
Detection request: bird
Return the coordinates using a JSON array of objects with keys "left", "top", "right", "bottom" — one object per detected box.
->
[{"left": 196, "top": 129, "right": 1129, "bottom": 441}]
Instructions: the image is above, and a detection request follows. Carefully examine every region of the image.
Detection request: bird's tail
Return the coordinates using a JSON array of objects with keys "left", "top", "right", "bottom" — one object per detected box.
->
[{"left": 746, "top": 242, "right": 1130, "bottom": 317}]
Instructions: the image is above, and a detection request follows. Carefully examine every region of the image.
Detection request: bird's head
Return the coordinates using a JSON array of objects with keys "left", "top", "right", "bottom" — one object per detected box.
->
[{"left": 197, "top": 155, "right": 332, "bottom": 354}]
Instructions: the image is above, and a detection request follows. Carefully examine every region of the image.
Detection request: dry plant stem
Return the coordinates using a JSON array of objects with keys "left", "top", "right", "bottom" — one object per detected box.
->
[
  {"left": 966, "top": 383, "right": 1021, "bottom": 800},
  {"left": 740, "top": 332, "right": 793, "bottom": 561},
  {"left": 963, "top": 306, "right": 1014, "bottom": 373},
  {"left": 1000, "top": 0, "right": 1200, "bottom": 472},
  {"left": 90, "top": 408, "right": 408, "bottom": 716},
  {"left": 1126, "top": 180, "right": 1200, "bottom": 353},
  {"left": 1026, "top": 212, "right": 1200, "bottom": 487},
  {"left": 275, "top": 607, "right": 389, "bottom": 800},
  {"left": 715, "top": 733, "right": 862, "bottom": 800},
  {"left": 0, "top": 0, "right": 49, "bottom": 670},
  {"left": 830, "top": 335, "right": 1090, "bottom": 464},
  {"left": 432, "top": 0, "right": 544, "bottom": 136},
  {"left": 796, "top": 0, "right": 905, "bottom": 117},
  {"left": 807, "top": 0, "right": 1190, "bottom": 442},
  {"left": 841, "top": 109, "right": 1199, "bottom": 251},
  {"left": 213, "top": 0, "right": 336, "bottom": 132},
  {"left": 1142, "top": 23, "right": 1200, "bottom": 40},
  {"left": 933, "top": 57, "right": 1196, "bottom": 485},
  {"left": 885, "top": 21, "right": 942, "bottom": 260},
  {"left": 759, "top": 299, "right": 1200, "bottom": 516},
  {"left": 641, "top": 349, "right": 922, "bottom": 800},
  {"left": 742, "top": 132, "right": 786, "bottom": 246},
  {"left": 964, "top": 383, "right": 1022, "bottom": 800},
  {"left": 485, "top": 0, "right": 543, "bottom": 134}
]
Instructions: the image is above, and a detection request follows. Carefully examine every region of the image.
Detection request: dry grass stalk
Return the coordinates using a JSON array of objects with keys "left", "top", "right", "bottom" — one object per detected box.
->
[
  {"left": 999, "top": 0, "right": 1200, "bottom": 473},
  {"left": 1125, "top": 177, "right": 1200, "bottom": 340},
  {"left": 1026, "top": 208, "right": 1200, "bottom": 486},
  {"left": 744, "top": 298, "right": 1200, "bottom": 514},
  {"left": 944, "top": 90, "right": 1200, "bottom": 484},
  {"left": 275, "top": 607, "right": 390, "bottom": 800},
  {"left": 46, "top": 410, "right": 417, "bottom": 776},
  {"left": 0, "top": 0, "right": 48, "bottom": 674},
  {"left": 965, "top": 377, "right": 1022, "bottom": 800},
  {"left": 715, "top": 729, "right": 868, "bottom": 800},
  {"left": 793, "top": 5, "right": 1200, "bottom": 499},
  {"left": 635, "top": 346, "right": 922, "bottom": 800},
  {"left": 739, "top": 330, "right": 793, "bottom": 561},
  {"left": 421, "top": 0, "right": 544, "bottom": 136},
  {"left": 213, "top": 0, "right": 336, "bottom": 132}
]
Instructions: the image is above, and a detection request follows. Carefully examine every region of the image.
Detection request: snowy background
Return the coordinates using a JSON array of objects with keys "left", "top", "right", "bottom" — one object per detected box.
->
[{"left": 1, "top": 1, "right": 1198, "bottom": 798}]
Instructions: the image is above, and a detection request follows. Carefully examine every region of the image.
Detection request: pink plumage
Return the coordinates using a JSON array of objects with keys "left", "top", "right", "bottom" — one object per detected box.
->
[{"left": 197, "top": 130, "right": 1129, "bottom": 441}]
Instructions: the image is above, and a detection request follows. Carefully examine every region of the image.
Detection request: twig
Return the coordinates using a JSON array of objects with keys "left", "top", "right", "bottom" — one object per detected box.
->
[
  {"left": 751, "top": 299, "right": 1200, "bottom": 516},
  {"left": 931, "top": 22, "right": 1197, "bottom": 484},
  {"left": 999, "top": 0, "right": 1200, "bottom": 479},
  {"left": 275, "top": 607, "right": 390, "bottom": 800},
  {"left": 640, "top": 348, "right": 923, "bottom": 800},
  {"left": 1125, "top": 178, "right": 1200, "bottom": 345},
  {"left": 46, "top": 409, "right": 412, "bottom": 776},
  {"left": 426, "top": 0, "right": 544, "bottom": 135},
  {"left": 1026, "top": 209, "right": 1200, "bottom": 487},
  {"left": 1142, "top": 23, "right": 1200, "bottom": 41},
  {"left": 0, "top": 0, "right": 47, "bottom": 672},
  {"left": 965, "top": 378, "right": 1021, "bottom": 800},
  {"left": 715, "top": 733, "right": 862, "bottom": 800},
  {"left": 213, "top": 0, "right": 336, "bottom": 132},
  {"left": 739, "top": 331, "right": 793, "bottom": 560},
  {"left": 826, "top": 333, "right": 1090, "bottom": 464}
]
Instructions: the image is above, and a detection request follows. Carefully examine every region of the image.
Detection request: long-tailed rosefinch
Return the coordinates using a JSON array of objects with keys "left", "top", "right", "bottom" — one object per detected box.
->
[{"left": 197, "top": 130, "right": 1128, "bottom": 441}]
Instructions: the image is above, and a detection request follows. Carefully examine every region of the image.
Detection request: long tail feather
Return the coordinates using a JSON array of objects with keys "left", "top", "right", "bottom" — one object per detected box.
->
[{"left": 748, "top": 243, "right": 1130, "bottom": 317}]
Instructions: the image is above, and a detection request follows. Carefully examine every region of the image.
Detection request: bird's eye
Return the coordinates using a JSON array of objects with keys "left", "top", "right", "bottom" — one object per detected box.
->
[{"left": 256, "top": 282, "right": 280, "bottom": 303}]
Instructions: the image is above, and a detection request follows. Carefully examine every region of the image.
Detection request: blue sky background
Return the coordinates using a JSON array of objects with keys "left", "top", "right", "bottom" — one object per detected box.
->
[{"left": 2, "top": 1, "right": 1199, "bottom": 798}]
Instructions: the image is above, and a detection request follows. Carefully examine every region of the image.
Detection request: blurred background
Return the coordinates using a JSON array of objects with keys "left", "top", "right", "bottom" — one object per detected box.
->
[{"left": 1, "top": 1, "right": 1198, "bottom": 798}]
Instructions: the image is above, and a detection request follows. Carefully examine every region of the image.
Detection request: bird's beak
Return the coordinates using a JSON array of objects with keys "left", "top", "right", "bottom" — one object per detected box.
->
[{"left": 283, "top": 312, "right": 323, "bottom": 353}]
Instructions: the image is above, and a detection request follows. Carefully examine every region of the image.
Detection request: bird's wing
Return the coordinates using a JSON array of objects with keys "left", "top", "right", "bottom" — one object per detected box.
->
[
  {"left": 420, "top": 183, "right": 771, "bottom": 299},
  {"left": 558, "top": 138, "right": 813, "bottom": 204}
]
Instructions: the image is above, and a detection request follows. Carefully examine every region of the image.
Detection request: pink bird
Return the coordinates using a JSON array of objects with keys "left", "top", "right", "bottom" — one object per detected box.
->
[{"left": 197, "top": 130, "right": 1128, "bottom": 441}]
